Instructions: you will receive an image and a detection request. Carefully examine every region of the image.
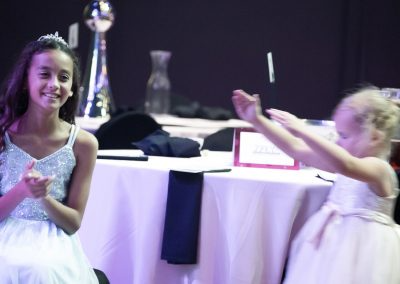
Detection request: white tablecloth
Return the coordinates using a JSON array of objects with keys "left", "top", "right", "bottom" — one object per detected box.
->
[{"left": 79, "top": 152, "right": 332, "bottom": 284}]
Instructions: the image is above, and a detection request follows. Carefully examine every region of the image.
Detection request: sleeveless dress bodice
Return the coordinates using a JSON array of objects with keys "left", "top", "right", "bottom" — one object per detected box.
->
[
  {"left": 0, "top": 126, "right": 78, "bottom": 220},
  {"left": 327, "top": 174, "right": 398, "bottom": 218}
]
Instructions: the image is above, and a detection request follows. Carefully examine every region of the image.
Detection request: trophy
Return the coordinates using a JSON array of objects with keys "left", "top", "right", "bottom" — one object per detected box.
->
[{"left": 78, "top": 0, "right": 115, "bottom": 118}]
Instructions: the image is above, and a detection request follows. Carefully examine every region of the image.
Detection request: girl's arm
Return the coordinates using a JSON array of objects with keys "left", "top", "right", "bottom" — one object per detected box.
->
[
  {"left": 40, "top": 129, "right": 98, "bottom": 234},
  {"left": 232, "top": 89, "right": 332, "bottom": 171},
  {"left": 268, "top": 108, "right": 393, "bottom": 197}
]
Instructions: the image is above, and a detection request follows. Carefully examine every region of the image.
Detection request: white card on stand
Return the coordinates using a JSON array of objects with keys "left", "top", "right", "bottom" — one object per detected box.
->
[{"left": 233, "top": 128, "right": 299, "bottom": 170}]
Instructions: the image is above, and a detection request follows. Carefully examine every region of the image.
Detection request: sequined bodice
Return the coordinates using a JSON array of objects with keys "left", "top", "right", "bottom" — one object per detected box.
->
[
  {"left": 328, "top": 173, "right": 398, "bottom": 217},
  {"left": 0, "top": 125, "right": 79, "bottom": 220}
]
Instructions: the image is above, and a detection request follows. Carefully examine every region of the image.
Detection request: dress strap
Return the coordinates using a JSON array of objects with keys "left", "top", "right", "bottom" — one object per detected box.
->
[
  {"left": 3, "top": 132, "right": 11, "bottom": 144},
  {"left": 67, "top": 125, "right": 80, "bottom": 147}
]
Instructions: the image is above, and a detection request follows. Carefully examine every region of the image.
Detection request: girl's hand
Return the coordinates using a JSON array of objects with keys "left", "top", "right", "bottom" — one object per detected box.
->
[
  {"left": 266, "top": 108, "right": 306, "bottom": 136},
  {"left": 232, "top": 89, "right": 263, "bottom": 124},
  {"left": 20, "top": 160, "right": 54, "bottom": 199}
]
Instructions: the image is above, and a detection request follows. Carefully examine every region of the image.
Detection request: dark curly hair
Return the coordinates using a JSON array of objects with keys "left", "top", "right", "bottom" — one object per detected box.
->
[{"left": 0, "top": 36, "right": 81, "bottom": 151}]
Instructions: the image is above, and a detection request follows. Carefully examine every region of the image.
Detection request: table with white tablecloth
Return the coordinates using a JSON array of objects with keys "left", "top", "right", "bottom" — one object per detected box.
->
[{"left": 78, "top": 152, "right": 332, "bottom": 284}]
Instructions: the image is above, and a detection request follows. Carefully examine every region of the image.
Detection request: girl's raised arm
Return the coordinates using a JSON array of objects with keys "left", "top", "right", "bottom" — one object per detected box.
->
[
  {"left": 267, "top": 107, "right": 393, "bottom": 197},
  {"left": 232, "top": 89, "right": 330, "bottom": 171}
]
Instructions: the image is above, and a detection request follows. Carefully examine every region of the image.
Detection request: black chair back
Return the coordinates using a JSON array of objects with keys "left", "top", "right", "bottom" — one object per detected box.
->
[
  {"left": 95, "top": 111, "right": 161, "bottom": 149},
  {"left": 394, "top": 170, "right": 400, "bottom": 224},
  {"left": 94, "top": 268, "right": 110, "bottom": 284},
  {"left": 201, "top": 128, "right": 234, "bottom": 152}
]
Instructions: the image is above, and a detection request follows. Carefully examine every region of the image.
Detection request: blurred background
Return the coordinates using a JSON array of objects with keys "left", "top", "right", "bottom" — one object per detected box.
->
[{"left": 0, "top": 0, "right": 399, "bottom": 119}]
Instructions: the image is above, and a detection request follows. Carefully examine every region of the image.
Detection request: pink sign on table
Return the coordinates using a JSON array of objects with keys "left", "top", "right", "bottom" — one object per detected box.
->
[{"left": 233, "top": 128, "right": 299, "bottom": 170}]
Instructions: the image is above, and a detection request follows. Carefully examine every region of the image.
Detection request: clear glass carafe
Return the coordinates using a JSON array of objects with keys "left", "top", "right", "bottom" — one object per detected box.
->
[{"left": 145, "top": 50, "right": 171, "bottom": 114}]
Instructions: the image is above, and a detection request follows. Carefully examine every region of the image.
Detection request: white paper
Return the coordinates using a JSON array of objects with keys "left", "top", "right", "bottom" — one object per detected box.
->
[{"left": 238, "top": 132, "right": 295, "bottom": 166}]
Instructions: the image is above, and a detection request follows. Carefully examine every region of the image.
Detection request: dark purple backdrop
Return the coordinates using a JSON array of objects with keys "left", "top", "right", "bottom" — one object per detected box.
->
[{"left": 1, "top": 0, "right": 399, "bottom": 119}]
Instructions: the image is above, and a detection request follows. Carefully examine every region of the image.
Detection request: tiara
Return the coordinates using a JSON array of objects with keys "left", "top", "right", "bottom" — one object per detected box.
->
[{"left": 37, "top": 31, "right": 68, "bottom": 46}]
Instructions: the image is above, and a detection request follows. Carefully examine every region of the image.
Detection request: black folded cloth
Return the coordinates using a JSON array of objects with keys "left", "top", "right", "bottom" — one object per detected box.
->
[
  {"left": 132, "top": 129, "right": 201, "bottom": 157},
  {"left": 161, "top": 170, "right": 204, "bottom": 264}
]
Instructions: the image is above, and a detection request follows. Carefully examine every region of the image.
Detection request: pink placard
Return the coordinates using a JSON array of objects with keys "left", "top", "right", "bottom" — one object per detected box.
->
[{"left": 233, "top": 128, "right": 299, "bottom": 170}]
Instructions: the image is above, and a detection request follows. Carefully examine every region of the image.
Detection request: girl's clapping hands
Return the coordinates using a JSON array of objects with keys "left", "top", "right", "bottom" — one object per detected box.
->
[
  {"left": 232, "top": 89, "right": 262, "bottom": 124},
  {"left": 21, "top": 160, "right": 54, "bottom": 199}
]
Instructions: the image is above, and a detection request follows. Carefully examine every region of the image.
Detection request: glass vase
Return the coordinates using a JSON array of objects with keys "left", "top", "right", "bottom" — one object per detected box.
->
[{"left": 145, "top": 50, "right": 172, "bottom": 114}]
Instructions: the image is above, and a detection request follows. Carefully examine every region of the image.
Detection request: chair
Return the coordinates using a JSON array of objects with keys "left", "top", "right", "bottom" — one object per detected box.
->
[
  {"left": 394, "top": 197, "right": 400, "bottom": 225},
  {"left": 94, "top": 268, "right": 110, "bottom": 284},
  {"left": 95, "top": 111, "right": 162, "bottom": 149},
  {"left": 394, "top": 170, "right": 400, "bottom": 224},
  {"left": 201, "top": 128, "right": 234, "bottom": 152}
]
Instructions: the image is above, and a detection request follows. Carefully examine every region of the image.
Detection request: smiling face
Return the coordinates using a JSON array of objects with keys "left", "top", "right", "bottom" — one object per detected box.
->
[
  {"left": 26, "top": 49, "right": 74, "bottom": 114},
  {"left": 333, "top": 108, "right": 372, "bottom": 157}
]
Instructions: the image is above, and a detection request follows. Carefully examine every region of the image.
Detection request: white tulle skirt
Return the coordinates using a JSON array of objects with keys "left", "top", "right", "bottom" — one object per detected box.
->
[
  {"left": 283, "top": 208, "right": 400, "bottom": 284},
  {"left": 0, "top": 217, "right": 98, "bottom": 284}
]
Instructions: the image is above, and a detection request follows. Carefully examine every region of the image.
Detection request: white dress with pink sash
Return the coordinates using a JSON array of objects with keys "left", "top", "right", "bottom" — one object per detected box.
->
[{"left": 284, "top": 170, "right": 400, "bottom": 284}]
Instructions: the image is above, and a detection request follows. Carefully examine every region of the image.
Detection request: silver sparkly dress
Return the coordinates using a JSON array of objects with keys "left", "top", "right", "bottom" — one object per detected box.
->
[
  {"left": 284, "top": 168, "right": 400, "bottom": 284},
  {"left": 0, "top": 125, "right": 98, "bottom": 284}
]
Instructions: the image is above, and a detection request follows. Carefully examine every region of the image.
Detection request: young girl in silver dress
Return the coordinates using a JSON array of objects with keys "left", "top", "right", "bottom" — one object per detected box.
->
[
  {"left": 0, "top": 33, "right": 99, "bottom": 283},
  {"left": 232, "top": 87, "right": 400, "bottom": 284}
]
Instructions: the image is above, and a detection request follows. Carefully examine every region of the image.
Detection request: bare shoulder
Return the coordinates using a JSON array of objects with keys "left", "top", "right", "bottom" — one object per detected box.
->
[
  {"left": 362, "top": 156, "right": 390, "bottom": 172},
  {"left": 74, "top": 128, "right": 99, "bottom": 157},
  {"left": 359, "top": 156, "right": 394, "bottom": 196},
  {"left": 357, "top": 156, "right": 391, "bottom": 178}
]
